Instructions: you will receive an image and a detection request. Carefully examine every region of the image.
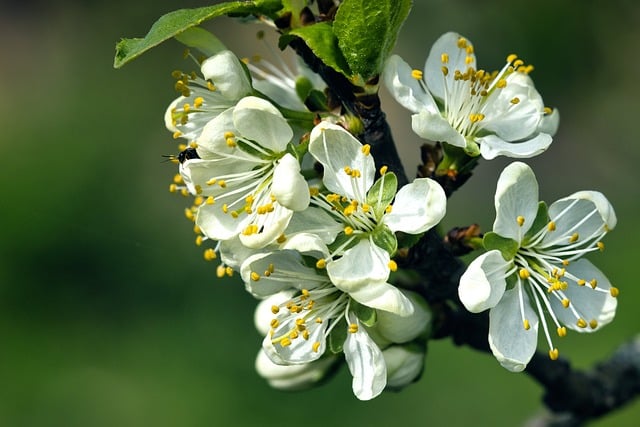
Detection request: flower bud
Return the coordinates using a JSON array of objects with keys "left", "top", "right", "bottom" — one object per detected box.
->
[
  {"left": 374, "top": 290, "right": 432, "bottom": 343},
  {"left": 383, "top": 345, "right": 425, "bottom": 389},
  {"left": 255, "top": 350, "right": 337, "bottom": 391}
]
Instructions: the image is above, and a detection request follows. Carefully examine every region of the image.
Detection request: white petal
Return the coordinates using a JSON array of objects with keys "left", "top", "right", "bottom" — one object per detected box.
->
[
  {"left": 411, "top": 110, "right": 466, "bottom": 148},
  {"left": 550, "top": 259, "right": 617, "bottom": 332},
  {"left": 308, "top": 122, "right": 375, "bottom": 201},
  {"left": 384, "top": 178, "right": 446, "bottom": 234},
  {"left": 344, "top": 316, "right": 387, "bottom": 400},
  {"left": 239, "top": 204, "right": 294, "bottom": 248},
  {"left": 254, "top": 291, "right": 296, "bottom": 335},
  {"left": 478, "top": 133, "right": 552, "bottom": 160},
  {"left": 197, "top": 107, "right": 244, "bottom": 155},
  {"left": 219, "top": 236, "right": 263, "bottom": 270},
  {"left": 382, "top": 55, "right": 438, "bottom": 113},
  {"left": 233, "top": 96, "right": 293, "bottom": 152},
  {"left": 280, "top": 232, "right": 331, "bottom": 259},
  {"left": 424, "top": 32, "right": 475, "bottom": 101},
  {"left": 488, "top": 285, "right": 539, "bottom": 372},
  {"left": 284, "top": 207, "right": 343, "bottom": 245},
  {"left": 375, "top": 290, "right": 431, "bottom": 343},
  {"left": 349, "top": 281, "right": 414, "bottom": 317},
  {"left": 241, "top": 250, "right": 317, "bottom": 298},
  {"left": 383, "top": 345, "right": 424, "bottom": 389},
  {"left": 255, "top": 349, "right": 336, "bottom": 391},
  {"left": 271, "top": 153, "right": 310, "bottom": 211},
  {"left": 201, "top": 50, "right": 251, "bottom": 101},
  {"left": 196, "top": 202, "right": 249, "bottom": 241},
  {"left": 481, "top": 72, "right": 544, "bottom": 141},
  {"left": 459, "top": 250, "right": 510, "bottom": 313},
  {"left": 538, "top": 109, "right": 560, "bottom": 136},
  {"left": 546, "top": 191, "right": 617, "bottom": 243},
  {"left": 268, "top": 313, "right": 328, "bottom": 364},
  {"left": 327, "top": 240, "right": 390, "bottom": 289},
  {"left": 493, "top": 162, "right": 539, "bottom": 241}
]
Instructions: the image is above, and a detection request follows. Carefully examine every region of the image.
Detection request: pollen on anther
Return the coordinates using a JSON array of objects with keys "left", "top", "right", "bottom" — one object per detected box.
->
[
  {"left": 411, "top": 69, "right": 423, "bottom": 80},
  {"left": 549, "top": 348, "right": 559, "bottom": 360},
  {"left": 544, "top": 107, "right": 553, "bottom": 115},
  {"left": 280, "top": 337, "right": 292, "bottom": 347},
  {"left": 441, "top": 53, "right": 449, "bottom": 64},
  {"left": 315, "top": 259, "right": 326, "bottom": 269},
  {"left": 590, "top": 278, "right": 598, "bottom": 289},
  {"left": 203, "top": 248, "right": 216, "bottom": 261},
  {"left": 569, "top": 233, "right": 579, "bottom": 243},
  {"left": 348, "top": 323, "right": 359, "bottom": 333},
  {"left": 380, "top": 166, "right": 388, "bottom": 175},
  {"left": 344, "top": 226, "right": 354, "bottom": 235},
  {"left": 250, "top": 271, "right": 261, "bottom": 282},
  {"left": 388, "top": 260, "right": 398, "bottom": 272},
  {"left": 516, "top": 215, "right": 525, "bottom": 226},
  {"left": 557, "top": 326, "right": 567, "bottom": 337},
  {"left": 576, "top": 318, "right": 588, "bottom": 328},
  {"left": 523, "top": 319, "right": 530, "bottom": 330},
  {"left": 597, "top": 242, "right": 605, "bottom": 251},
  {"left": 361, "top": 144, "right": 371, "bottom": 155},
  {"left": 271, "top": 305, "right": 280, "bottom": 314},
  {"left": 519, "top": 268, "right": 530, "bottom": 280},
  {"left": 195, "top": 236, "right": 203, "bottom": 247},
  {"left": 312, "top": 341, "right": 321, "bottom": 352},
  {"left": 561, "top": 298, "right": 570, "bottom": 308},
  {"left": 589, "top": 319, "right": 598, "bottom": 329},
  {"left": 216, "top": 265, "right": 226, "bottom": 278},
  {"left": 510, "top": 97, "right": 520, "bottom": 105},
  {"left": 610, "top": 287, "right": 619, "bottom": 297}
]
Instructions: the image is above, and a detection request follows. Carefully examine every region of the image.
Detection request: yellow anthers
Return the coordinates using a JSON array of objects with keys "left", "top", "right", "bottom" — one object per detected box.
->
[
  {"left": 206, "top": 196, "right": 215, "bottom": 205},
  {"left": 343, "top": 166, "right": 352, "bottom": 175},
  {"left": 271, "top": 305, "right": 280, "bottom": 314},
  {"left": 441, "top": 53, "right": 449, "bottom": 63},
  {"left": 388, "top": 260, "right": 398, "bottom": 272},
  {"left": 411, "top": 69, "right": 423, "bottom": 80},
  {"left": 557, "top": 326, "right": 567, "bottom": 337},
  {"left": 469, "top": 113, "right": 485, "bottom": 123},
  {"left": 547, "top": 221, "right": 556, "bottom": 232},
  {"left": 361, "top": 203, "right": 371, "bottom": 213},
  {"left": 250, "top": 271, "right": 261, "bottom": 282},
  {"left": 516, "top": 215, "right": 525, "bottom": 226},
  {"left": 242, "top": 224, "right": 259, "bottom": 236},
  {"left": 441, "top": 66, "right": 449, "bottom": 76},
  {"left": 519, "top": 268, "right": 530, "bottom": 280},
  {"left": 343, "top": 205, "right": 356, "bottom": 216},
  {"left": 597, "top": 242, "right": 605, "bottom": 251},
  {"left": 562, "top": 259, "right": 570, "bottom": 267},
  {"left": 193, "top": 196, "right": 204, "bottom": 206},
  {"left": 171, "top": 70, "right": 183, "bottom": 79},
  {"left": 523, "top": 319, "right": 531, "bottom": 330},
  {"left": 225, "top": 266, "right": 234, "bottom": 277},
  {"left": 173, "top": 174, "right": 183, "bottom": 184},
  {"left": 270, "top": 318, "right": 280, "bottom": 329},
  {"left": 189, "top": 141, "right": 198, "bottom": 149},
  {"left": 543, "top": 106, "right": 553, "bottom": 115},
  {"left": 549, "top": 348, "right": 559, "bottom": 361},
  {"left": 168, "top": 183, "right": 178, "bottom": 193},
  {"left": 172, "top": 131, "right": 183, "bottom": 139},
  {"left": 610, "top": 287, "right": 620, "bottom": 297},
  {"left": 301, "top": 288, "right": 310, "bottom": 298},
  {"left": 194, "top": 185, "right": 203, "bottom": 195},
  {"left": 180, "top": 188, "right": 190, "bottom": 197},
  {"left": 589, "top": 319, "right": 598, "bottom": 329},
  {"left": 577, "top": 279, "right": 586, "bottom": 286},
  {"left": 315, "top": 259, "right": 327, "bottom": 269},
  {"left": 207, "top": 81, "right": 216, "bottom": 91},
  {"left": 561, "top": 298, "right": 570, "bottom": 308},
  {"left": 216, "top": 265, "right": 226, "bottom": 278},
  {"left": 344, "top": 226, "right": 354, "bottom": 235},
  {"left": 466, "top": 45, "right": 474, "bottom": 54},
  {"left": 506, "top": 53, "right": 518, "bottom": 64},
  {"left": 326, "top": 194, "right": 341, "bottom": 203},
  {"left": 193, "top": 96, "right": 204, "bottom": 108},
  {"left": 277, "top": 234, "right": 287, "bottom": 244},
  {"left": 221, "top": 204, "right": 229, "bottom": 214},
  {"left": 379, "top": 165, "right": 388, "bottom": 175},
  {"left": 302, "top": 330, "right": 310, "bottom": 340},
  {"left": 385, "top": 205, "right": 393, "bottom": 214},
  {"left": 289, "top": 330, "right": 299, "bottom": 340},
  {"left": 267, "top": 263, "right": 275, "bottom": 275},
  {"left": 295, "top": 318, "right": 306, "bottom": 329},
  {"left": 510, "top": 97, "right": 520, "bottom": 105},
  {"left": 218, "top": 180, "right": 227, "bottom": 189},
  {"left": 496, "top": 79, "right": 507, "bottom": 89},
  {"left": 184, "top": 208, "right": 195, "bottom": 221},
  {"left": 182, "top": 103, "right": 191, "bottom": 113},
  {"left": 309, "top": 187, "right": 320, "bottom": 197},
  {"left": 280, "top": 337, "right": 292, "bottom": 347},
  {"left": 513, "top": 59, "right": 524, "bottom": 68},
  {"left": 203, "top": 248, "right": 217, "bottom": 261},
  {"left": 457, "top": 37, "right": 468, "bottom": 49},
  {"left": 576, "top": 318, "right": 588, "bottom": 328},
  {"left": 569, "top": 233, "right": 579, "bottom": 243},
  {"left": 348, "top": 323, "right": 359, "bottom": 334},
  {"left": 465, "top": 55, "right": 474, "bottom": 65},
  {"left": 361, "top": 144, "right": 371, "bottom": 155},
  {"left": 226, "top": 137, "right": 237, "bottom": 148},
  {"left": 195, "top": 236, "right": 204, "bottom": 247},
  {"left": 315, "top": 317, "right": 323, "bottom": 324},
  {"left": 590, "top": 278, "right": 598, "bottom": 289},
  {"left": 312, "top": 341, "right": 321, "bottom": 352}
]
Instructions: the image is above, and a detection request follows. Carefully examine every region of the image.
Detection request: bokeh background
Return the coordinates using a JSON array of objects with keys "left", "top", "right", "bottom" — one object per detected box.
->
[{"left": 1, "top": 0, "right": 639, "bottom": 425}]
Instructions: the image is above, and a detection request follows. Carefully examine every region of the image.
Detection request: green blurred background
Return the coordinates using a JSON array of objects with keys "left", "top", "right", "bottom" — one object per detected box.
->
[{"left": 1, "top": 0, "right": 638, "bottom": 425}]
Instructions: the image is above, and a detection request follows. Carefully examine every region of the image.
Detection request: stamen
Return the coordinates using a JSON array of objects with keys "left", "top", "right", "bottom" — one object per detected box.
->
[
  {"left": 411, "top": 69, "right": 423, "bottom": 80},
  {"left": 557, "top": 326, "right": 567, "bottom": 337},
  {"left": 549, "top": 348, "right": 559, "bottom": 360},
  {"left": 610, "top": 287, "right": 619, "bottom": 297},
  {"left": 523, "top": 319, "right": 530, "bottom": 330},
  {"left": 203, "top": 248, "right": 216, "bottom": 261},
  {"left": 388, "top": 260, "right": 398, "bottom": 272},
  {"left": 589, "top": 319, "right": 598, "bottom": 329},
  {"left": 517, "top": 215, "right": 525, "bottom": 226},
  {"left": 576, "top": 318, "right": 588, "bottom": 328}
]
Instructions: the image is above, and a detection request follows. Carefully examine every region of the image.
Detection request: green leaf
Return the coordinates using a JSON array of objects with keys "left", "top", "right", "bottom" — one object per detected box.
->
[
  {"left": 371, "top": 226, "right": 398, "bottom": 257},
  {"left": 174, "top": 26, "right": 226, "bottom": 57},
  {"left": 523, "top": 201, "right": 549, "bottom": 243},
  {"left": 328, "top": 318, "right": 347, "bottom": 354},
  {"left": 483, "top": 232, "right": 519, "bottom": 261},
  {"left": 284, "top": 22, "right": 351, "bottom": 76},
  {"left": 114, "top": 0, "right": 283, "bottom": 68},
  {"left": 333, "top": 0, "right": 412, "bottom": 82},
  {"left": 366, "top": 172, "right": 398, "bottom": 219},
  {"left": 352, "top": 301, "right": 377, "bottom": 327}
]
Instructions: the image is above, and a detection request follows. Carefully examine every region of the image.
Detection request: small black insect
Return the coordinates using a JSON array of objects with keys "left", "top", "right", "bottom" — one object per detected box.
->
[{"left": 177, "top": 147, "right": 200, "bottom": 164}]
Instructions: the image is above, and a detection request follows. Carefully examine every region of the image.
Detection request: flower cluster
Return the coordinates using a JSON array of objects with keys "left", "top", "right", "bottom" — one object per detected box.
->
[{"left": 163, "top": 31, "right": 618, "bottom": 397}]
